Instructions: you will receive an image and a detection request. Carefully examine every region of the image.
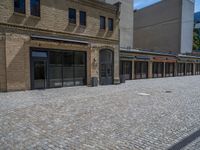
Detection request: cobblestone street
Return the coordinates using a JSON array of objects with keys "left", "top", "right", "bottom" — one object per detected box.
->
[{"left": 0, "top": 76, "right": 200, "bottom": 150}]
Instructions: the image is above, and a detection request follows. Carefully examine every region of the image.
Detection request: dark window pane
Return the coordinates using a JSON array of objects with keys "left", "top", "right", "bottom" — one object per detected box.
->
[
  {"left": 14, "top": 0, "right": 25, "bottom": 14},
  {"left": 49, "top": 52, "right": 62, "bottom": 65},
  {"left": 100, "top": 16, "right": 106, "bottom": 29},
  {"left": 101, "top": 64, "right": 106, "bottom": 77},
  {"left": 31, "top": 0, "right": 40, "bottom": 17},
  {"left": 74, "top": 52, "right": 86, "bottom": 86},
  {"left": 80, "top": 11, "right": 86, "bottom": 26},
  {"left": 49, "top": 66, "right": 62, "bottom": 88},
  {"left": 63, "top": 52, "right": 74, "bottom": 87},
  {"left": 69, "top": 8, "right": 76, "bottom": 24},
  {"left": 32, "top": 51, "right": 47, "bottom": 58},
  {"left": 135, "top": 62, "right": 148, "bottom": 79},
  {"left": 63, "top": 52, "right": 73, "bottom": 66},
  {"left": 108, "top": 18, "right": 113, "bottom": 31},
  {"left": 165, "top": 63, "right": 174, "bottom": 77},
  {"left": 33, "top": 61, "right": 47, "bottom": 89},
  {"left": 49, "top": 52, "right": 62, "bottom": 87}
]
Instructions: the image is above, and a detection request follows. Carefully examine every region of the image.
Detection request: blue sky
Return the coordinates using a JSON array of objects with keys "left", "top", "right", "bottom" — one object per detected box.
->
[{"left": 134, "top": 0, "right": 200, "bottom": 12}]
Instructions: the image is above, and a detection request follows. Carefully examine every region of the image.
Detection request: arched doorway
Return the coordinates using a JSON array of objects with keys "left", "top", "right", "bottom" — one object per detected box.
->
[{"left": 99, "top": 49, "right": 114, "bottom": 85}]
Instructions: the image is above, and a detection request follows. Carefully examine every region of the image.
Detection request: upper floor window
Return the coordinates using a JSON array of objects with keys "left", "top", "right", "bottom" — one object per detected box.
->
[
  {"left": 108, "top": 18, "right": 113, "bottom": 31},
  {"left": 80, "top": 11, "right": 86, "bottom": 26},
  {"left": 100, "top": 16, "right": 106, "bottom": 30},
  {"left": 69, "top": 8, "right": 76, "bottom": 24},
  {"left": 31, "top": 0, "right": 40, "bottom": 17},
  {"left": 14, "top": 0, "right": 25, "bottom": 14}
]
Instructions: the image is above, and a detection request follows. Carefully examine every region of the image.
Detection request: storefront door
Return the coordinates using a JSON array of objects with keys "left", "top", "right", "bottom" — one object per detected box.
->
[
  {"left": 135, "top": 61, "right": 148, "bottom": 79},
  {"left": 120, "top": 61, "right": 132, "bottom": 80},
  {"left": 100, "top": 50, "right": 113, "bottom": 85},
  {"left": 32, "top": 60, "right": 47, "bottom": 89}
]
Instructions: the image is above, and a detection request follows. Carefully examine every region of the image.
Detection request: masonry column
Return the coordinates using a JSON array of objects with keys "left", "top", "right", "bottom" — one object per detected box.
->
[
  {"left": 114, "top": 46, "right": 120, "bottom": 84},
  {"left": 185, "top": 63, "right": 187, "bottom": 75},
  {"left": 174, "top": 63, "right": 177, "bottom": 76},
  {"left": 148, "top": 61, "right": 153, "bottom": 78},
  {"left": 5, "top": 33, "right": 30, "bottom": 91},
  {"left": 193, "top": 63, "right": 196, "bottom": 75},
  {"left": 0, "top": 34, "right": 6, "bottom": 92},
  {"left": 163, "top": 62, "right": 166, "bottom": 77},
  {"left": 90, "top": 46, "right": 99, "bottom": 86},
  {"left": 132, "top": 60, "right": 135, "bottom": 80}
]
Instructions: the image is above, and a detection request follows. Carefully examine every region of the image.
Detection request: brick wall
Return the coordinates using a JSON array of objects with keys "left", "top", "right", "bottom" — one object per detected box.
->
[
  {"left": 0, "top": 0, "right": 120, "bottom": 91},
  {"left": 0, "top": 34, "right": 6, "bottom": 92},
  {"left": 5, "top": 33, "right": 30, "bottom": 91},
  {"left": 0, "top": 0, "right": 119, "bottom": 41}
]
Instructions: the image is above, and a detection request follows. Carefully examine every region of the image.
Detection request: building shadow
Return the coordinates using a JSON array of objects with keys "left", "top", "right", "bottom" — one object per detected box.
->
[
  {"left": 8, "top": 14, "right": 25, "bottom": 24},
  {"left": 24, "top": 17, "right": 40, "bottom": 27},
  {"left": 97, "top": 29, "right": 106, "bottom": 37},
  {"left": 105, "top": 31, "right": 113, "bottom": 38},
  {"left": 75, "top": 26, "right": 86, "bottom": 34},
  {"left": 168, "top": 128, "right": 200, "bottom": 150},
  {"left": 65, "top": 23, "right": 76, "bottom": 32}
]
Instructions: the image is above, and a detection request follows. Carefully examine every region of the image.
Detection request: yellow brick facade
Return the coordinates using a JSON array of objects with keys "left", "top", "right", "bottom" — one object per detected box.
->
[{"left": 0, "top": 0, "right": 120, "bottom": 91}]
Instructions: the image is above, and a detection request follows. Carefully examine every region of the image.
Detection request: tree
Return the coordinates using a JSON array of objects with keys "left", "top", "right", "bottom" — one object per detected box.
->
[{"left": 193, "top": 29, "right": 200, "bottom": 51}]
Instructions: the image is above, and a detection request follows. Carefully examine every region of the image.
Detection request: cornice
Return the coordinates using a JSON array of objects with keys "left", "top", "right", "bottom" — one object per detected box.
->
[
  {"left": 0, "top": 22, "right": 119, "bottom": 44},
  {"left": 72, "top": 0, "right": 118, "bottom": 13}
]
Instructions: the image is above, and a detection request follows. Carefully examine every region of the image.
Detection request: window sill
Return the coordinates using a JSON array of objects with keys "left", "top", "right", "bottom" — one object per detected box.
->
[
  {"left": 68, "top": 22, "right": 76, "bottom": 26},
  {"left": 108, "top": 30, "right": 113, "bottom": 33},
  {"left": 99, "top": 29, "right": 106, "bottom": 32},
  {"left": 30, "top": 15, "right": 41, "bottom": 20},
  {"left": 13, "top": 12, "right": 26, "bottom": 17},
  {"left": 79, "top": 25, "right": 86, "bottom": 28}
]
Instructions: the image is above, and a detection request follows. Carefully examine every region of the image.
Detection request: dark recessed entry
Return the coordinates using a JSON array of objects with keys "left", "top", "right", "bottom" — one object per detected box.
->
[{"left": 31, "top": 48, "right": 87, "bottom": 90}]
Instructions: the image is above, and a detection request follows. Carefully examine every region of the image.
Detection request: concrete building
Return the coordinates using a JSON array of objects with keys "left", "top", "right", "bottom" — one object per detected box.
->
[
  {"left": 134, "top": 0, "right": 194, "bottom": 54},
  {"left": 0, "top": 0, "right": 120, "bottom": 92},
  {"left": 104, "top": 0, "right": 134, "bottom": 49},
  {"left": 120, "top": 0, "right": 200, "bottom": 82}
]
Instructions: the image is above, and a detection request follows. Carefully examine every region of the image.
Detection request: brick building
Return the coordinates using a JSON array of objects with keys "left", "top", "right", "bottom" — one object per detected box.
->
[
  {"left": 1, "top": 0, "right": 200, "bottom": 92},
  {"left": 0, "top": 0, "right": 120, "bottom": 91}
]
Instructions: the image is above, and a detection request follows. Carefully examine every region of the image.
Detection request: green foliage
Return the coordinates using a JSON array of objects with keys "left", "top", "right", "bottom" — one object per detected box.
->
[{"left": 193, "top": 29, "right": 200, "bottom": 51}]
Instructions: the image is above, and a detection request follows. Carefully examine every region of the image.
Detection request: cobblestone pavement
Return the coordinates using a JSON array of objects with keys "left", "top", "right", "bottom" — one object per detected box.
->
[{"left": 1, "top": 76, "right": 200, "bottom": 150}]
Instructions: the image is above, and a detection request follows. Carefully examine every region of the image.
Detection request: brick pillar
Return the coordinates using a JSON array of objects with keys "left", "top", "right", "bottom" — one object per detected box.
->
[
  {"left": 0, "top": 34, "right": 6, "bottom": 92},
  {"left": 148, "top": 61, "right": 153, "bottom": 78},
  {"left": 163, "top": 62, "right": 166, "bottom": 77},
  {"left": 185, "top": 63, "right": 187, "bottom": 75},
  {"left": 91, "top": 47, "right": 99, "bottom": 86},
  {"left": 193, "top": 63, "right": 196, "bottom": 75},
  {"left": 114, "top": 47, "right": 120, "bottom": 85},
  {"left": 174, "top": 63, "right": 177, "bottom": 76},
  {"left": 132, "top": 60, "right": 135, "bottom": 80}
]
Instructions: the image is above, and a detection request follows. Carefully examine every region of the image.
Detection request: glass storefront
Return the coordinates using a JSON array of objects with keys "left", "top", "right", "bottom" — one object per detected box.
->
[
  {"left": 186, "top": 63, "right": 193, "bottom": 76},
  {"left": 196, "top": 64, "right": 200, "bottom": 75},
  {"left": 31, "top": 49, "right": 87, "bottom": 89},
  {"left": 135, "top": 61, "right": 148, "bottom": 79},
  {"left": 153, "top": 62, "right": 164, "bottom": 78},
  {"left": 165, "top": 63, "right": 174, "bottom": 77},
  {"left": 177, "top": 63, "right": 185, "bottom": 76},
  {"left": 120, "top": 61, "right": 132, "bottom": 80}
]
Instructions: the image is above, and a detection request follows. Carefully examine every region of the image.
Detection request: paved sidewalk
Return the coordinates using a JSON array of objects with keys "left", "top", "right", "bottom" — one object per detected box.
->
[{"left": 1, "top": 76, "right": 200, "bottom": 150}]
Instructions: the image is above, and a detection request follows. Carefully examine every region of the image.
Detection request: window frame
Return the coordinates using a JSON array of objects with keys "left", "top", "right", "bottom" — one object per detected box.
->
[
  {"left": 108, "top": 18, "right": 114, "bottom": 31},
  {"left": 30, "top": 0, "right": 40, "bottom": 17},
  {"left": 100, "top": 16, "right": 106, "bottom": 30},
  {"left": 79, "top": 11, "right": 86, "bottom": 26},
  {"left": 69, "top": 8, "right": 76, "bottom": 24},
  {"left": 14, "top": 0, "right": 26, "bottom": 14}
]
